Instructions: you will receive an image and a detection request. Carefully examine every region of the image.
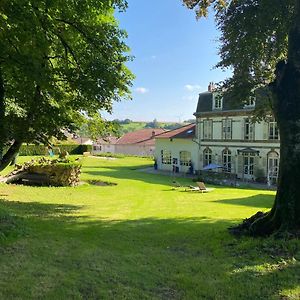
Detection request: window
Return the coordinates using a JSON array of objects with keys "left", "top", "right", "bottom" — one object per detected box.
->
[
  {"left": 213, "top": 95, "right": 223, "bottom": 110},
  {"left": 161, "top": 150, "right": 172, "bottom": 164},
  {"left": 244, "top": 118, "right": 255, "bottom": 140},
  {"left": 243, "top": 153, "right": 255, "bottom": 175},
  {"left": 269, "top": 119, "right": 279, "bottom": 140},
  {"left": 203, "top": 119, "right": 213, "bottom": 139},
  {"left": 222, "top": 119, "right": 232, "bottom": 140},
  {"left": 268, "top": 152, "right": 279, "bottom": 183},
  {"left": 222, "top": 149, "right": 232, "bottom": 173},
  {"left": 244, "top": 97, "right": 255, "bottom": 108},
  {"left": 203, "top": 148, "right": 212, "bottom": 167},
  {"left": 180, "top": 151, "right": 191, "bottom": 166}
]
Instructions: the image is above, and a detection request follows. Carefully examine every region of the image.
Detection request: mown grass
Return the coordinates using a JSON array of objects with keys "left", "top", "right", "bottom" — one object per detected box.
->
[{"left": 0, "top": 156, "right": 299, "bottom": 299}]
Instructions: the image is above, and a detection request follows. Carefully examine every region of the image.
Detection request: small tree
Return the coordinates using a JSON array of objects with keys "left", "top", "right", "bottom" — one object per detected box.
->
[
  {"left": 0, "top": 0, "right": 133, "bottom": 170},
  {"left": 184, "top": 0, "right": 300, "bottom": 236}
]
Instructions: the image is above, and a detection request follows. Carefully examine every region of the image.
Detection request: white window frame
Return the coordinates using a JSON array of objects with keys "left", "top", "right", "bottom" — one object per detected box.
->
[
  {"left": 213, "top": 95, "right": 223, "bottom": 110},
  {"left": 179, "top": 151, "right": 192, "bottom": 166},
  {"left": 268, "top": 152, "right": 279, "bottom": 181},
  {"left": 203, "top": 148, "right": 212, "bottom": 167},
  {"left": 222, "top": 149, "right": 232, "bottom": 173},
  {"left": 244, "top": 118, "right": 255, "bottom": 140},
  {"left": 222, "top": 118, "right": 232, "bottom": 140},
  {"left": 243, "top": 153, "right": 255, "bottom": 175},
  {"left": 269, "top": 119, "right": 279, "bottom": 140},
  {"left": 161, "top": 150, "right": 172, "bottom": 165}
]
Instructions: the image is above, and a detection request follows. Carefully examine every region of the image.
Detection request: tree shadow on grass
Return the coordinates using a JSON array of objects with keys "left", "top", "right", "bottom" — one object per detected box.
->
[
  {"left": 0, "top": 199, "right": 299, "bottom": 299},
  {"left": 214, "top": 194, "right": 275, "bottom": 209},
  {"left": 83, "top": 165, "right": 193, "bottom": 187}
]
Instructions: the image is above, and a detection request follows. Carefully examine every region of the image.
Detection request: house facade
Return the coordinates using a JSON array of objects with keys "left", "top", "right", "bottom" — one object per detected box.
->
[
  {"left": 113, "top": 129, "right": 167, "bottom": 157},
  {"left": 92, "top": 136, "right": 118, "bottom": 154},
  {"left": 195, "top": 86, "right": 280, "bottom": 182},
  {"left": 154, "top": 83, "right": 280, "bottom": 183},
  {"left": 155, "top": 124, "right": 199, "bottom": 173}
]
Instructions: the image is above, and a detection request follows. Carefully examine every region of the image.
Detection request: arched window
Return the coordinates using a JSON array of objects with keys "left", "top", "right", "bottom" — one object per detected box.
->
[
  {"left": 203, "top": 148, "right": 212, "bottom": 167},
  {"left": 161, "top": 150, "right": 171, "bottom": 165},
  {"left": 180, "top": 151, "right": 191, "bottom": 166},
  {"left": 268, "top": 151, "right": 279, "bottom": 182},
  {"left": 222, "top": 149, "right": 232, "bottom": 173}
]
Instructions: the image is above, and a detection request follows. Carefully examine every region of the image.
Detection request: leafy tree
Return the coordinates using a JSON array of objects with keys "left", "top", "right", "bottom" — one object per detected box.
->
[
  {"left": 184, "top": 119, "right": 196, "bottom": 124},
  {"left": 0, "top": 0, "right": 133, "bottom": 170},
  {"left": 145, "top": 118, "right": 159, "bottom": 128},
  {"left": 83, "top": 113, "right": 120, "bottom": 141},
  {"left": 184, "top": 0, "right": 300, "bottom": 236}
]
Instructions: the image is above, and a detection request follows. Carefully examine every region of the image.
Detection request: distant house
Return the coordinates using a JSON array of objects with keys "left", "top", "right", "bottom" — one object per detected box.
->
[
  {"left": 155, "top": 124, "right": 198, "bottom": 173},
  {"left": 92, "top": 136, "right": 118, "bottom": 154},
  {"left": 115, "top": 128, "right": 166, "bottom": 156},
  {"left": 71, "top": 136, "right": 93, "bottom": 145}
]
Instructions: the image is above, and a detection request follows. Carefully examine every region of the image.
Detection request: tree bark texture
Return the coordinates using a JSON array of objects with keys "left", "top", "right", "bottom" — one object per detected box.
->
[
  {"left": 0, "top": 67, "right": 5, "bottom": 160},
  {"left": 249, "top": 2, "right": 300, "bottom": 236},
  {"left": 0, "top": 140, "right": 22, "bottom": 172}
]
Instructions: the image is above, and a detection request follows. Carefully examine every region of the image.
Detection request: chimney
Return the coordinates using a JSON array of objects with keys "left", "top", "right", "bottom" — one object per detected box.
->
[
  {"left": 208, "top": 82, "right": 215, "bottom": 92},
  {"left": 152, "top": 130, "right": 156, "bottom": 138}
]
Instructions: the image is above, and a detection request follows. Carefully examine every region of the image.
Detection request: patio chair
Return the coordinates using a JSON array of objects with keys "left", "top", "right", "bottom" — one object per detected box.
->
[
  {"left": 172, "top": 180, "right": 182, "bottom": 190},
  {"left": 185, "top": 181, "right": 213, "bottom": 193}
]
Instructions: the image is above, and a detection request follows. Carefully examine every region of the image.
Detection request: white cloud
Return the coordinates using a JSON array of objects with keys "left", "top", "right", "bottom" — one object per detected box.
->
[
  {"left": 182, "top": 95, "right": 196, "bottom": 102},
  {"left": 151, "top": 55, "right": 157, "bottom": 60},
  {"left": 184, "top": 84, "right": 202, "bottom": 92},
  {"left": 135, "top": 87, "right": 149, "bottom": 94}
]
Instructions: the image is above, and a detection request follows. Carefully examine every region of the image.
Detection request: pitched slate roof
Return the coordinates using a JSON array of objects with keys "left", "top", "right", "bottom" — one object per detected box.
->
[
  {"left": 116, "top": 128, "right": 167, "bottom": 145},
  {"left": 155, "top": 123, "right": 195, "bottom": 139},
  {"left": 194, "top": 91, "right": 253, "bottom": 116}
]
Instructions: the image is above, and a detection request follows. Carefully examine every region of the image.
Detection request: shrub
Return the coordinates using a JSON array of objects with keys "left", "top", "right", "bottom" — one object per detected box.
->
[{"left": 17, "top": 144, "right": 92, "bottom": 156}]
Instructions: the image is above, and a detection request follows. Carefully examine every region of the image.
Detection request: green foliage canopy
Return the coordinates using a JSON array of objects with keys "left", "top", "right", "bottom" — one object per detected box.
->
[
  {"left": 184, "top": 0, "right": 296, "bottom": 108},
  {"left": 0, "top": 0, "right": 133, "bottom": 149}
]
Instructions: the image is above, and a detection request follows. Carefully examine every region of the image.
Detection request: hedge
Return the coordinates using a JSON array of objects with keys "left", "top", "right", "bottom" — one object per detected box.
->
[{"left": 18, "top": 144, "right": 93, "bottom": 156}]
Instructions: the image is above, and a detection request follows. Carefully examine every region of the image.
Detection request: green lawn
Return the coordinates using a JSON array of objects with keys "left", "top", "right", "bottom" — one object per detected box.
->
[{"left": 0, "top": 156, "right": 299, "bottom": 299}]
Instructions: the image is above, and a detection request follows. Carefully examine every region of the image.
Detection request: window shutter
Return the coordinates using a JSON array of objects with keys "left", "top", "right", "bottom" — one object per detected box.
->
[
  {"left": 237, "top": 155, "right": 244, "bottom": 174},
  {"left": 263, "top": 122, "right": 269, "bottom": 140},
  {"left": 242, "top": 119, "right": 245, "bottom": 139},
  {"left": 218, "top": 154, "right": 222, "bottom": 165},
  {"left": 262, "top": 157, "right": 267, "bottom": 169},
  {"left": 221, "top": 119, "right": 225, "bottom": 140},
  {"left": 199, "top": 153, "right": 203, "bottom": 166},
  {"left": 254, "top": 156, "right": 260, "bottom": 174}
]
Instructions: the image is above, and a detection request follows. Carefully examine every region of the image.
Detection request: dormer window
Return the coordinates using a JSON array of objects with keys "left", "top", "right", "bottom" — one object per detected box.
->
[
  {"left": 244, "top": 97, "right": 255, "bottom": 108},
  {"left": 213, "top": 95, "right": 223, "bottom": 110}
]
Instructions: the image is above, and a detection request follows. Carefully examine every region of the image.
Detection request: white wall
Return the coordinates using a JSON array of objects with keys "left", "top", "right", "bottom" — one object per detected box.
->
[
  {"left": 196, "top": 114, "right": 280, "bottom": 179},
  {"left": 115, "top": 144, "right": 155, "bottom": 157},
  {"left": 155, "top": 139, "right": 199, "bottom": 173}
]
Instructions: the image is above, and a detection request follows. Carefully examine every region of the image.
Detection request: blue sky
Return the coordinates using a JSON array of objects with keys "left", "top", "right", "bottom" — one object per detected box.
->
[{"left": 105, "top": 0, "right": 231, "bottom": 122}]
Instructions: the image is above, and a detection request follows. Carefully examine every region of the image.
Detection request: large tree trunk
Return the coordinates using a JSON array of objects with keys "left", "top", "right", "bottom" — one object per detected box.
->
[
  {"left": 247, "top": 2, "right": 300, "bottom": 236},
  {"left": 0, "top": 140, "right": 22, "bottom": 172},
  {"left": 0, "top": 67, "right": 5, "bottom": 160},
  {"left": 0, "top": 67, "right": 22, "bottom": 171}
]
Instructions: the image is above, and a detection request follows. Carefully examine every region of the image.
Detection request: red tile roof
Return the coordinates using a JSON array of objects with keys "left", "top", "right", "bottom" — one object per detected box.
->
[
  {"left": 96, "top": 136, "right": 118, "bottom": 145},
  {"left": 116, "top": 128, "right": 167, "bottom": 145},
  {"left": 155, "top": 123, "right": 195, "bottom": 139}
]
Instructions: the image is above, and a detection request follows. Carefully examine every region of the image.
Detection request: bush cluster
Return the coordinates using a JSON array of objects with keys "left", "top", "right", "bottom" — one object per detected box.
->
[{"left": 18, "top": 144, "right": 92, "bottom": 156}]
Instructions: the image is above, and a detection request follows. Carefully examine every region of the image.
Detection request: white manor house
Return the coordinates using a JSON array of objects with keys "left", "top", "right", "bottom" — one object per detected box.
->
[{"left": 155, "top": 83, "right": 280, "bottom": 183}]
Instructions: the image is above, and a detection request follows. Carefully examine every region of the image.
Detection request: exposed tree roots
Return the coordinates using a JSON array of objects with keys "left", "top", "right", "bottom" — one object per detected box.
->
[{"left": 229, "top": 211, "right": 300, "bottom": 238}]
